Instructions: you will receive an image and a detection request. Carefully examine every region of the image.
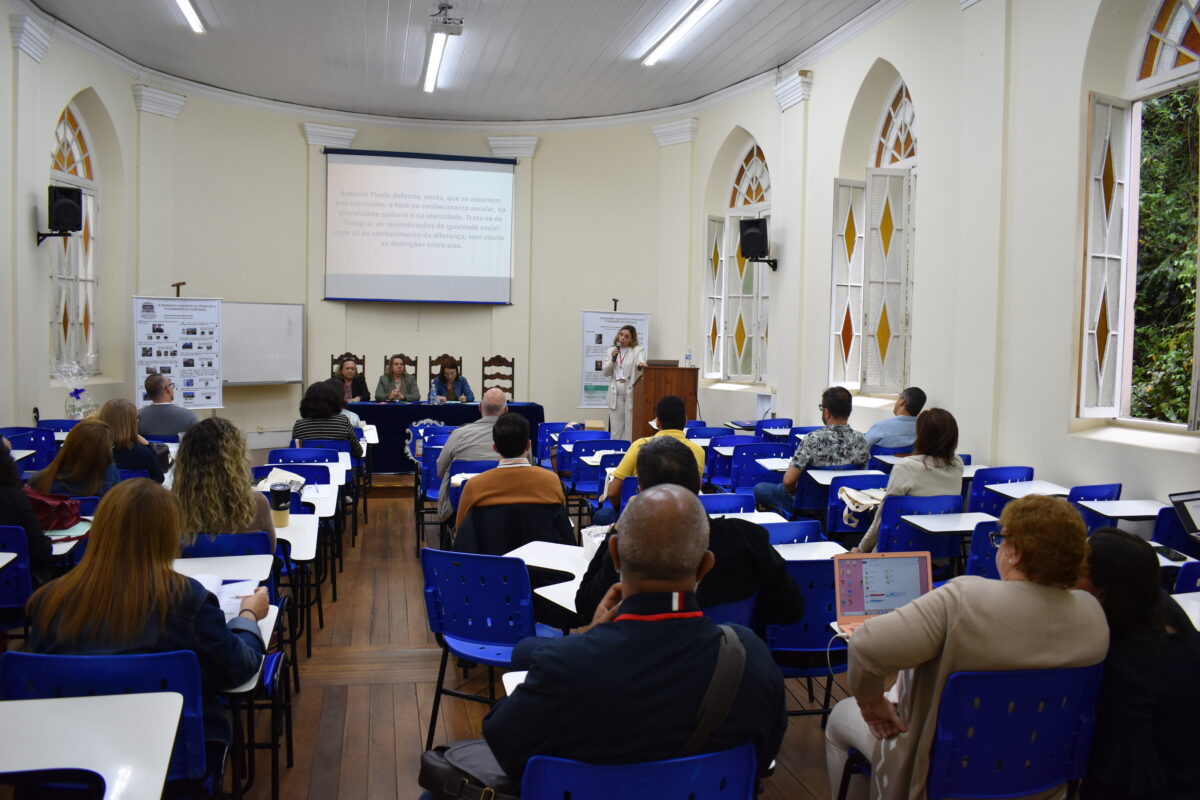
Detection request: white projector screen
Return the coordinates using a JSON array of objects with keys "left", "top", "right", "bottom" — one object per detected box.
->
[{"left": 324, "top": 149, "right": 515, "bottom": 304}]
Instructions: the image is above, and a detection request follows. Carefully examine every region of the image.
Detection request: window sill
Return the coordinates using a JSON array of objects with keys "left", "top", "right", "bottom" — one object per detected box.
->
[
  {"left": 1069, "top": 417, "right": 1200, "bottom": 456},
  {"left": 700, "top": 379, "right": 768, "bottom": 393},
  {"left": 851, "top": 394, "right": 897, "bottom": 411}
]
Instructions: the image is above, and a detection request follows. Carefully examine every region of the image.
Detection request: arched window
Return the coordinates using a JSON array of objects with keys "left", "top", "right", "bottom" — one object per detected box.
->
[
  {"left": 874, "top": 83, "right": 917, "bottom": 167},
  {"left": 50, "top": 103, "right": 99, "bottom": 374},
  {"left": 1139, "top": 0, "right": 1200, "bottom": 82},
  {"left": 705, "top": 144, "right": 771, "bottom": 381}
]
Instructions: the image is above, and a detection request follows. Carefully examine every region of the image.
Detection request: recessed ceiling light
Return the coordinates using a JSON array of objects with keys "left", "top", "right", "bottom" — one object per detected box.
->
[
  {"left": 174, "top": 0, "right": 205, "bottom": 34},
  {"left": 643, "top": 0, "right": 723, "bottom": 67}
]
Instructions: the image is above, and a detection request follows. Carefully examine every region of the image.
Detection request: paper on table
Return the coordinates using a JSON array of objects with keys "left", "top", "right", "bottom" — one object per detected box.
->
[
  {"left": 580, "top": 525, "right": 610, "bottom": 562},
  {"left": 450, "top": 473, "right": 480, "bottom": 487},
  {"left": 191, "top": 574, "right": 260, "bottom": 620},
  {"left": 253, "top": 467, "right": 305, "bottom": 493},
  {"left": 45, "top": 519, "right": 91, "bottom": 538},
  {"left": 502, "top": 671, "right": 528, "bottom": 695}
]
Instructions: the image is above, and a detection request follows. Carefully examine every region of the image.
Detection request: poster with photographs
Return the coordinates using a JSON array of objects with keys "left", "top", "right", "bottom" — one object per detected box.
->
[
  {"left": 580, "top": 310, "right": 650, "bottom": 408},
  {"left": 133, "top": 296, "right": 223, "bottom": 410}
]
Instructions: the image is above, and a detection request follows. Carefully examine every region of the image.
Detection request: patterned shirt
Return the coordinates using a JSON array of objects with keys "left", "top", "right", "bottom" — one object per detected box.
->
[{"left": 788, "top": 424, "right": 869, "bottom": 471}]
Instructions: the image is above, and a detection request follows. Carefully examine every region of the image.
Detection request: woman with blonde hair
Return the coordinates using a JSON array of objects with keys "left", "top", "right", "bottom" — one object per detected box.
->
[
  {"left": 172, "top": 417, "right": 275, "bottom": 548},
  {"left": 27, "top": 478, "right": 266, "bottom": 745},
  {"left": 97, "top": 398, "right": 164, "bottom": 482},
  {"left": 28, "top": 418, "right": 119, "bottom": 498}
]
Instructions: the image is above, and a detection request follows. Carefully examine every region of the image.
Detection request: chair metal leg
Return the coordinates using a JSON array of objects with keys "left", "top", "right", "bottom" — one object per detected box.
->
[{"left": 426, "top": 649, "right": 450, "bottom": 750}]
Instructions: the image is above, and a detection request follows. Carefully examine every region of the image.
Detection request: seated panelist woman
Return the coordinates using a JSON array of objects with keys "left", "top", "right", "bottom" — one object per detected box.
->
[
  {"left": 333, "top": 353, "right": 369, "bottom": 403},
  {"left": 429, "top": 363, "right": 475, "bottom": 403},
  {"left": 375, "top": 354, "right": 420, "bottom": 402}
]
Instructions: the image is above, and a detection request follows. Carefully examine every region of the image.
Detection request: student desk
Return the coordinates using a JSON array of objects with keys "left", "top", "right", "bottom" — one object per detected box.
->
[
  {"left": 1174, "top": 591, "right": 1200, "bottom": 629},
  {"left": 0, "top": 552, "right": 14, "bottom": 570},
  {"left": 1077, "top": 499, "right": 1167, "bottom": 522},
  {"left": 173, "top": 555, "right": 275, "bottom": 583},
  {"left": 276, "top": 514, "right": 318, "bottom": 562},
  {"left": 772, "top": 541, "right": 848, "bottom": 560},
  {"left": 985, "top": 480, "right": 1070, "bottom": 499},
  {"left": 9, "top": 449, "right": 35, "bottom": 461},
  {"left": 712, "top": 511, "right": 789, "bottom": 525},
  {"left": 504, "top": 540, "right": 590, "bottom": 579},
  {"left": 0, "top": 692, "right": 182, "bottom": 800},
  {"left": 299, "top": 484, "right": 337, "bottom": 518},
  {"left": 806, "top": 469, "right": 885, "bottom": 486},
  {"left": 756, "top": 457, "right": 791, "bottom": 472},
  {"left": 900, "top": 512, "right": 998, "bottom": 535}
]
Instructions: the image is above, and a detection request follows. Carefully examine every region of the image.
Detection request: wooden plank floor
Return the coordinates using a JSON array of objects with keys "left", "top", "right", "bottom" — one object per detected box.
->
[{"left": 245, "top": 492, "right": 846, "bottom": 799}]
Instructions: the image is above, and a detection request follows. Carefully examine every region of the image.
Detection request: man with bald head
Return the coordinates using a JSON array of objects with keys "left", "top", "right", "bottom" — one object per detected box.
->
[
  {"left": 482, "top": 484, "right": 786, "bottom": 781},
  {"left": 435, "top": 388, "right": 510, "bottom": 524}
]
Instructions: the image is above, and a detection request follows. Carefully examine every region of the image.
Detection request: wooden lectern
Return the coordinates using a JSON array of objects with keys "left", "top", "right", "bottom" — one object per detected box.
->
[{"left": 631, "top": 366, "right": 699, "bottom": 439}]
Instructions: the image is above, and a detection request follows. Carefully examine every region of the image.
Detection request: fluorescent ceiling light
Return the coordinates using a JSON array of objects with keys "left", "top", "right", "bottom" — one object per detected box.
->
[
  {"left": 174, "top": 0, "right": 205, "bottom": 34},
  {"left": 424, "top": 31, "right": 448, "bottom": 93},
  {"left": 643, "top": 0, "right": 723, "bottom": 66}
]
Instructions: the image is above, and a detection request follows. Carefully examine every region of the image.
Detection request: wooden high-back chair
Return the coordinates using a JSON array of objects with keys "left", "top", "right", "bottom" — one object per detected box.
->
[
  {"left": 481, "top": 355, "right": 515, "bottom": 399},
  {"left": 382, "top": 353, "right": 417, "bottom": 376},
  {"left": 428, "top": 354, "right": 464, "bottom": 387},
  {"left": 331, "top": 352, "right": 365, "bottom": 377}
]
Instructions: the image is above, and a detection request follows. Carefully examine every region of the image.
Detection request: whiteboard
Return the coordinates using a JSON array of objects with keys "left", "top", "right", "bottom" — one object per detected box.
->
[{"left": 221, "top": 302, "right": 305, "bottom": 385}]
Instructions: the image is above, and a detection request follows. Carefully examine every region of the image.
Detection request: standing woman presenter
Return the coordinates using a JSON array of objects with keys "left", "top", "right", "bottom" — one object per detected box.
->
[{"left": 602, "top": 324, "right": 646, "bottom": 440}]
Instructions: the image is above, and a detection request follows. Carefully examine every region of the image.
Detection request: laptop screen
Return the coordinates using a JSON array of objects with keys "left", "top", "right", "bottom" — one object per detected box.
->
[
  {"left": 836, "top": 554, "right": 931, "bottom": 618},
  {"left": 1169, "top": 490, "right": 1200, "bottom": 534}
]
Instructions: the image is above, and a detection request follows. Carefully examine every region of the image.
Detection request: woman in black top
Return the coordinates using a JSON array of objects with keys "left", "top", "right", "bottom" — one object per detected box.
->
[
  {"left": 1078, "top": 527, "right": 1200, "bottom": 800},
  {"left": 292, "top": 381, "right": 363, "bottom": 459},
  {"left": 333, "top": 353, "right": 369, "bottom": 403},
  {"left": 0, "top": 437, "right": 52, "bottom": 580},
  {"left": 98, "top": 398, "right": 165, "bottom": 483}
]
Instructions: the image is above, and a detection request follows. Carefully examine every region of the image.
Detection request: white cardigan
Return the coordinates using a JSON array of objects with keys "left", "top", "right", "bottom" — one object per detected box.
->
[{"left": 601, "top": 344, "right": 646, "bottom": 410}]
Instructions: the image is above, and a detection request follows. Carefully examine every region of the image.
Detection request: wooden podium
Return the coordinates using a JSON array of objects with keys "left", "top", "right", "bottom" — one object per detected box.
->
[{"left": 631, "top": 366, "right": 699, "bottom": 439}]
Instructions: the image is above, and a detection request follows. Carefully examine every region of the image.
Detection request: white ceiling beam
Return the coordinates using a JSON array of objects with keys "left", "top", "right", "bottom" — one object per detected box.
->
[
  {"left": 133, "top": 85, "right": 187, "bottom": 119},
  {"left": 488, "top": 136, "right": 539, "bottom": 159},
  {"left": 651, "top": 118, "right": 699, "bottom": 147},
  {"left": 774, "top": 70, "right": 812, "bottom": 113},
  {"left": 302, "top": 123, "right": 358, "bottom": 148}
]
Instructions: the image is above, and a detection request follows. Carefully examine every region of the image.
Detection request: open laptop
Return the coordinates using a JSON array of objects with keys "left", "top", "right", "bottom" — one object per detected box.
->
[
  {"left": 834, "top": 551, "right": 933, "bottom": 637},
  {"left": 1168, "top": 490, "right": 1200, "bottom": 534}
]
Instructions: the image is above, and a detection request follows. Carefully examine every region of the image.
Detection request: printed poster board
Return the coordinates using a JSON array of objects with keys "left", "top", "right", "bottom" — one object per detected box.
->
[
  {"left": 580, "top": 310, "right": 650, "bottom": 408},
  {"left": 133, "top": 296, "right": 222, "bottom": 410}
]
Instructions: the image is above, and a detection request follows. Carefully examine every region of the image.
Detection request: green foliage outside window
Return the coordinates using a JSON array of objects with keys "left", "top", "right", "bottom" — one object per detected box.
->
[{"left": 1132, "top": 84, "right": 1198, "bottom": 423}]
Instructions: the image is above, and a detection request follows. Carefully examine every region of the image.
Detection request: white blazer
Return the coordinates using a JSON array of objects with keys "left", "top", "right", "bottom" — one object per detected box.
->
[{"left": 602, "top": 344, "right": 646, "bottom": 410}]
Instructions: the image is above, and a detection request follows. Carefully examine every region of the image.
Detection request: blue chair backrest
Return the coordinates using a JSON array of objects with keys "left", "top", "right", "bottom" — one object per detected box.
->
[
  {"left": 118, "top": 468, "right": 150, "bottom": 481},
  {"left": 36, "top": 419, "right": 78, "bottom": 433},
  {"left": 794, "top": 464, "right": 861, "bottom": 513},
  {"left": 790, "top": 425, "right": 821, "bottom": 438},
  {"left": 557, "top": 430, "right": 608, "bottom": 478},
  {"left": 571, "top": 440, "right": 629, "bottom": 491},
  {"left": 0, "top": 650, "right": 209, "bottom": 781},
  {"left": 183, "top": 530, "right": 273, "bottom": 558},
  {"left": 1153, "top": 506, "right": 1196, "bottom": 558},
  {"left": 699, "top": 493, "right": 754, "bottom": 514},
  {"left": 683, "top": 419, "right": 707, "bottom": 429},
  {"left": 420, "top": 445, "right": 444, "bottom": 501},
  {"left": 269, "top": 447, "right": 338, "bottom": 464},
  {"left": 729, "top": 442, "right": 791, "bottom": 493},
  {"left": 618, "top": 476, "right": 639, "bottom": 511},
  {"left": 296, "top": 438, "right": 350, "bottom": 453},
  {"left": 869, "top": 444, "right": 912, "bottom": 456},
  {"left": 826, "top": 473, "right": 889, "bottom": 534},
  {"left": 755, "top": 418, "right": 793, "bottom": 442},
  {"left": 685, "top": 426, "right": 730, "bottom": 441},
  {"left": 535, "top": 421, "right": 568, "bottom": 463},
  {"left": 761, "top": 520, "right": 824, "bottom": 545},
  {"left": 143, "top": 433, "right": 180, "bottom": 443},
  {"left": 253, "top": 462, "right": 332, "bottom": 486},
  {"left": 957, "top": 453, "right": 972, "bottom": 465},
  {"left": 1, "top": 427, "right": 56, "bottom": 469},
  {"left": 706, "top": 435, "right": 751, "bottom": 483},
  {"left": 704, "top": 594, "right": 757, "bottom": 627},
  {"left": 766, "top": 559, "right": 846, "bottom": 655},
  {"left": 1067, "top": 483, "right": 1122, "bottom": 533},
  {"left": 0, "top": 526, "right": 33, "bottom": 617},
  {"left": 965, "top": 521, "right": 1001, "bottom": 579},
  {"left": 448, "top": 460, "right": 500, "bottom": 509},
  {"left": 521, "top": 743, "right": 756, "bottom": 800},
  {"left": 876, "top": 495, "right": 964, "bottom": 560},
  {"left": 1173, "top": 561, "right": 1200, "bottom": 594},
  {"left": 76, "top": 496, "right": 101, "bottom": 516},
  {"left": 927, "top": 665, "right": 1104, "bottom": 800},
  {"left": 420, "top": 548, "right": 536, "bottom": 645},
  {"left": 967, "top": 466, "right": 1034, "bottom": 514}
]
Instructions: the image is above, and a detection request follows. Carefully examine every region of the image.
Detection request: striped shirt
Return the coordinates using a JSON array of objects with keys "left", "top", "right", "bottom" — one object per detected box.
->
[{"left": 291, "top": 415, "right": 363, "bottom": 458}]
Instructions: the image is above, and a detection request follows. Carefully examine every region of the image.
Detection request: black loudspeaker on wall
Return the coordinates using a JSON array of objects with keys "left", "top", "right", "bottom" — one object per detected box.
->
[
  {"left": 739, "top": 217, "right": 769, "bottom": 259},
  {"left": 49, "top": 186, "right": 83, "bottom": 232}
]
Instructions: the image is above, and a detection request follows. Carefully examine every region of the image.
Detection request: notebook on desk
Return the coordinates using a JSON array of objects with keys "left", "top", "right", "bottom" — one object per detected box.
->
[
  {"left": 1169, "top": 490, "right": 1200, "bottom": 533},
  {"left": 833, "top": 551, "right": 932, "bottom": 637}
]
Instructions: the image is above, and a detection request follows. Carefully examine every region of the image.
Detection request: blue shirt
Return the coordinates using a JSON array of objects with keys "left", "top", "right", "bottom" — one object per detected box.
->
[
  {"left": 864, "top": 414, "right": 917, "bottom": 449},
  {"left": 429, "top": 375, "right": 475, "bottom": 403}
]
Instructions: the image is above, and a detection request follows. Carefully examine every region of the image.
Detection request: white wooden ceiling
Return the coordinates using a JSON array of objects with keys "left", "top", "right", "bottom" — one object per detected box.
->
[{"left": 31, "top": 0, "right": 883, "bottom": 122}]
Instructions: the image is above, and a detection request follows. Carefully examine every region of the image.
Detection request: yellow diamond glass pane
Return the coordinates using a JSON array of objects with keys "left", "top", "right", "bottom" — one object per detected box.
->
[
  {"left": 840, "top": 305, "right": 854, "bottom": 363},
  {"left": 880, "top": 197, "right": 895, "bottom": 259},
  {"left": 734, "top": 314, "right": 747, "bottom": 359},
  {"left": 844, "top": 205, "right": 857, "bottom": 263},
  {"left": 1101, "top": 140, "right": 1115, "bottom": 220},
  {"left": 736, "top": 242, "right": 746, "bottom": 278},
  {"left": 1096, "top": 290, "right": 1110, "bottom": 371},
  {"left": 83, "top": 300, "right": 91, "bottom": 343},
  {"left": 876, "top": 303, "right": 892, "bottom": 364},
  {"left": 711, "top": 241, "right": 719, "bottom": 279},
  {"left": 710, "top": 316, "right": 719, "bottom": 356}
]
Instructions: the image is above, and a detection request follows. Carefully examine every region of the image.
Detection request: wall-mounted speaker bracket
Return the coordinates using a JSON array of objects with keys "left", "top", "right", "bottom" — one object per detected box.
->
[
  {"left": 750, "top": 257, "right": 778, "bottom": 271},
  {"left": 36, "top": 231, "right": 72, "bottom": 246}
]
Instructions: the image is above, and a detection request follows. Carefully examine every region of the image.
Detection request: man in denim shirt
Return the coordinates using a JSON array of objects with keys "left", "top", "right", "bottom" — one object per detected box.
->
[{"left": 864, "top": 386, "right": 925, "bottom": 449}]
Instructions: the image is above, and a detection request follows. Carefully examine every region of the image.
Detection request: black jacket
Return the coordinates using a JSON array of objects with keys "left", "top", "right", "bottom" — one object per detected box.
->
[
  {"left": 454, "top": 503, "right": 576, "bottom": 556},
  {"left": 0, "top": 485, "right": 52, "bottom": 571}
]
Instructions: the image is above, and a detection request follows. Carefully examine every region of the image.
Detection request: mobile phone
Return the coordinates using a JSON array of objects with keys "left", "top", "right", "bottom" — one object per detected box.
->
[{"left": 1152, "top": 544, "right": 1188, "bottom": 562}]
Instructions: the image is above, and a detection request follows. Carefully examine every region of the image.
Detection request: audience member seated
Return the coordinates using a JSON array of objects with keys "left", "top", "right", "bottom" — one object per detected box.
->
[
  {"left": 824, "top": 495, "right": 1108, "bottom": 800},
  {"left": 0, "top": 437, "right": 51, "bottom": 580},
  {"left": 292, "top": 380, "right": 363, "bottom": 460},
  {"left": 855, "top": 408, "right": 963, "bottom": 552},
  {"left": 137, "top": 373, "right": 198, "bottom": 438},
  {"left": 453, "top": 412, "right": 573, "bottom": 554},
  {"left": 483, "top": 484, "right": 787, "bottom": 781},
  {"left": 28, "top": 478, "right": 266, "bottom": 746},
  {"left": 98, "top": 398, "right": 164, "bottom": 483},
  {"left": 435, "top": 388, "right": 507, "bottom": 524},
  {"left": 28, "top": 418, "right": 119, "bottom": 499},
  {"left": 1077, "top": 528, "right": 1200, "bottom": 800},
  {"left": 333, "top": 353, "right": 369, "bottom": 403},
  {"left": 429, "top": 362, "right": 475, "bottom": 403},
  {"left": 864, "top": 386, "right": 924, "bottom": 449},
  {"left": 325, "top": 378, "right": 363, "bottom": 428},
  {"left": 173, "top": 418, "right": 276, "bottom": 549},
  {"left": 753, "top": 386, "right": 870, "bottom": 516},
  {"left": 576, "top": 436, "right": 803, "bottom": 628},
  {"left": 594, "top": 394, "right": 704, "bottom": 526},
  {"left": 375, "top": 354, "right": 420, "bottom": 402}
]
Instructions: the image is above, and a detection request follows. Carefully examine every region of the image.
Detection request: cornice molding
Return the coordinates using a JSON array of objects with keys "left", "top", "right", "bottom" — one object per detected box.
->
[
  {"left": 303, "top": 122, "right": 357, "bottom": 148},
  {"left": 651, "top": 118, "right": 698, "bottom": 147},
  {"left": 487, "top": 136, "right": 538, "bottom": 159},
  {"left": 774, "top": 71, "right": 812, "bottom": 113},
  {"left": 960, "top": 0, "right": 985, "bottom": 9},
  {"left": 133, "top": 85, "right": 187, "bottom": 118},
  {"left": 782, "top": 0, "right": 913, "bottom": 73},
  {"left": 10, "top": 13, "right": 50, "bottom": 62}
]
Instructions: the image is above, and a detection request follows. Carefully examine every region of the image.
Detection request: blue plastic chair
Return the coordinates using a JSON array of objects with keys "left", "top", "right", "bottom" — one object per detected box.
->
[
  {"left": 793, "top": 464, "right": 863, "bottom": 517},
  {"left": 683, "top": 419, "right": 708, "bottom": 429},
  {"left": 252, "top": 463, "right": 331, "bottom": 488},
  {"left": 729, "top": 442, "right": 791, "bottom": 494},
  {"left": 447, "top": 459, "right": 500, "bottom": 512},
  {"left": 699, "top": 493, "right": 755, "bottom": 514},
  {"left": 966, "top": 466, "right": 1033, "bottom": 515},
  {"left": 789, "top": 425, "right": 822, "bottom": 441},
  {"left": 414, "top": 435, "right": 450, "bottom": 554},
  {"left": 0, "top": 650, "right": 212, "bottom": 785},
  {"left": 868, "top": 444, "right": 912, "bottom": 473},
  {"left": 522, "top": 743, "right": 756, "bottom": 800},
  {"left": 535, "top": 422, "right": 568, "bottom": 466},
  {"left": 1153, "top": 506, "right": 1197, "bottom": 559},
  {"left": 35, "top": 419, "right": 78, "bottom": 433},
  {"left": 766, "top": 559, "right": 846, "bottom": 725},
  {"left": 825, "top": 473, "right": 889, "bottom": 539},
  {"left": 755, "top": 418, "right": 793, "bottom": 442},
  {"left": 0, "top": 526, "right": 32, "bottom": 636},
  {"left": 617, "top": 476, "right": 639, "bottom": 513},
  {"left": 685, "top": 426, "right": 730, "bottom": 442},
  {"left": 703, "top": 594, "right": 757, "bottom": 626},
  {"left": 420, "top": 548, "right": 562, "bottom": 749},
  {"left": 0, "top": 427, "right": 56, "bottom": 470},
  {"left": 761, "top": 520, "right": 825, "bottom": 545},
  {"left": 1067, "top": 483, "right": 1122, "bottom": 533},
  {"left": 1173, "top": 561, "right": 1200, "bottom": 594},
  {"left": 556, "top": 430, "right": 608, "bottom": 480},
  {"left": 875, "top": 495, "right": 964, "bottom": 564},
  {"left": 705, "top": 434, "right": 751, "bottom": 489},
  {"left": 144, "top": 433, "right": 180, "bottom": 443},
  {"left": 568, "top": 440, "right": 630, "bottom": 498},
  {"left": 268, "top": 447, "right": 340, "bottom": 468},
  {"left": 964, "top": 521, "right": 1001, "bottom": 579},
  {"left": 117, "top": 468, "right": 150, "bottom": 481},
  {"left": 76, "top": 496, "right": 101, "bottom": 516}
]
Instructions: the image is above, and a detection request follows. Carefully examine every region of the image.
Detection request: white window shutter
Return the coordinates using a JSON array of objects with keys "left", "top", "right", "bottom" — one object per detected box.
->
[
  {"left": 861, "top": 168, "right": 913, "bottom": 394},
  {"left": 829, "top": 179, "right": 866, "bottom": 388}
]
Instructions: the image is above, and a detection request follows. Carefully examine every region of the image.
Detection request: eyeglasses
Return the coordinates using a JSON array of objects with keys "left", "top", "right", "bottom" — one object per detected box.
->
[
  {"left": 166, "top": 382, "right": 175, "bottom": 390},
  {"left": 988, "top": 531, "right": 1008, "bottom": 549},
  {"left": 817, "top": 404, "right": 826, "bottom": 412}
]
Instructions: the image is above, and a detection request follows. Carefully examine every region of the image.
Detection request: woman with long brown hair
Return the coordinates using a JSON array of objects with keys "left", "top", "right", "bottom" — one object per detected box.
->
[
  {"left": 28, "top": 418, "right": 119, "bottom": 498},
  {"left": 97, "top": 398, "right": 164, "bottom": 482},
  {"left": 27, "top": 478, "right": 266, "bottom": 745}
]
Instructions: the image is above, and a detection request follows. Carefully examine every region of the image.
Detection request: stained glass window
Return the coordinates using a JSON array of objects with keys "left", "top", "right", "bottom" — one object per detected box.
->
[
  {"left": 1139, "top": 0, "right": 1200, "bottom": 82},
  {"left": 874, "top": 82, "right": 917, "bottom": 168},
  {"left": 49, "top": 104, "right": 98, "bottom": 374}
]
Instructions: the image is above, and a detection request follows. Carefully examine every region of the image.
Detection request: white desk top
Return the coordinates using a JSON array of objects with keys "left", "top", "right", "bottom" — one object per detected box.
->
[
  {"left": 761, "top": 428, "right": 790, "bottom": 437},
  {"left": 47, "top": 520, "right": 89, "bottom": 556},
  {"left": 502, "top": 671, "right": 528, "bottom": 695},
  {"left": 224, "top": 604, "right": 281, "bottom": 694},
  {"left": 712, "top": 511, "right": 788, "bottom": 525},
  {"left": 299, "top": 484, "right": 336, "bottom": 518},
  {"left": 724, "top": 421, "right": 755, "bottom": 431},
  {"left": 173, "top": 554, "right": 275, "bottom": 583},
  {"left": 363, "top": 424, "right": 379, "bottom": 445},
  {"left": 807, "top": 469, "right": 885, "bottom": 486},
  {"left": 10, "top": 449, "right": 35, "bottom": 461},
  {"left": 713, "top": 446, "right": 735, "bottom": 457},
  {"left": 0, "top": 552, "right": 14, "bottom": 570},
  {"left": 985, "top": 480, "right": 1069, "bottom": 499},
  {"left": 533, "top": 576, "right": 582, "bottom": 614},
  {"left": 1156, "top": 546, "right": 1197, "bottom": 568},
  {"left": 1174, "top": 591, "right": 1200, "bottom": 629},
  {"left": 53, "top": 430, "right": 69, "bottom": 441},
  {"left": 873, "top": 455, "right": 905, "bottom": 465},
  {"left": 901, "top": 512, "right": 997, "bottom": 534},
  {"left": 279, "top": 461, "right": 346, "bottom": 486},
  {"left": 0, "top": 692, "right": 182, "bottom": 800},
  {"left": 580, "top": 450, "right": 625, "bottom": 466},
  {"left": 961, "top": 464, "right": 988, "bottom": 479},
  {"left": 561, "top": 443, "right": 574, "bottom": 453},
  {"left": 504, "top": 541, "right": 590, "bottom": 578},
  {"left": 1078, "top": 499, "right": 1167, "bottom": 520},
  {"left": 772, "top": 541, "right": 848, "bottom": 560},
  {"left": 755, "top": 457, "right": 791, "bottom": 472},
  {"left": 688, "top": 438, "right": 711, "bottom": 447},
  {"left": 276, "top": 514, "right": 318, "bottom": 561}
]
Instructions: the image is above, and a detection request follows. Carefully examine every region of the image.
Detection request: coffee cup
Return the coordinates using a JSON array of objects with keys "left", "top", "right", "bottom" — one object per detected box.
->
[{"left": 269, "top": 482, "right": 290, "bottom": 528}]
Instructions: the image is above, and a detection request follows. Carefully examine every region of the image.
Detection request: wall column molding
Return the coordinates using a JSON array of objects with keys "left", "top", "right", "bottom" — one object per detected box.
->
[
  {"left": 652, "top": 120, "right": 697, "bottom": 361},
  {"left": 133, "top": 86, "right": 186, "bottom": 297}
]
